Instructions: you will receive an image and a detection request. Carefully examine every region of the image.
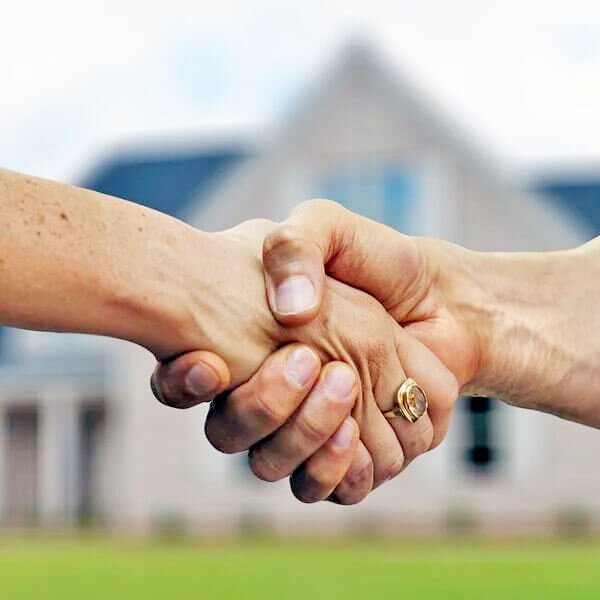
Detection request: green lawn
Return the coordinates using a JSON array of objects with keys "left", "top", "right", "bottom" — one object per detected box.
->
[{"left": 1, "top": 536, "right": 600, "bottom": 599}]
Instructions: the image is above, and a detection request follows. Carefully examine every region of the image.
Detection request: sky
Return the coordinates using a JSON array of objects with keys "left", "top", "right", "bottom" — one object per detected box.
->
[{"left": 2, "top": 0, "right": 600, "bottom": 183}]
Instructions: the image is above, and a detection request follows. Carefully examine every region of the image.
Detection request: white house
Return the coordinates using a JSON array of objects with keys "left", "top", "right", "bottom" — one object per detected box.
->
[{"left": 0, "top": 44, "right": 597, "bottom": 535}]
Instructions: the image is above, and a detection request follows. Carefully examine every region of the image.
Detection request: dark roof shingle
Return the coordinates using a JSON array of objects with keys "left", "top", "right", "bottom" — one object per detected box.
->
[
  {"left": 80, "top": 147, "right": 247, "bottom": 218},
  {"left": 536, "top": 178, "right": 600, "bottom": 236}
]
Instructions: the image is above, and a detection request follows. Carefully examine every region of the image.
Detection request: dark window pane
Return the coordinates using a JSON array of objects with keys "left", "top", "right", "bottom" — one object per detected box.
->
[{"left": 463, "top": 396, "right": 498, "bottom": 473}]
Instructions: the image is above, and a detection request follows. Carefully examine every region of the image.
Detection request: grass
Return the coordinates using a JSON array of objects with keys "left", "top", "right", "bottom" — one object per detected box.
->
[{"left": 1, "top": 535, "right": 600, "bottom": 599}]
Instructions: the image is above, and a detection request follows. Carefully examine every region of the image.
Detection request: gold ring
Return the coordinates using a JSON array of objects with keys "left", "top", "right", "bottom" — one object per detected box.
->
[{"left": 383, "top": 378, "right": 428, "bottom": 423}]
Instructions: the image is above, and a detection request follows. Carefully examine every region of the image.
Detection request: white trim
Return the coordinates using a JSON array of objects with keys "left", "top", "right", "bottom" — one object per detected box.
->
[{"left": 39, "top": 387, "right": 81, "bottom": 524}]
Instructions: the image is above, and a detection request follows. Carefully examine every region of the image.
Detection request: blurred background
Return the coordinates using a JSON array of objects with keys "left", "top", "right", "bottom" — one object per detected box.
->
[{"left": 2, "top": 1, "right": 600, "bottom": 597}]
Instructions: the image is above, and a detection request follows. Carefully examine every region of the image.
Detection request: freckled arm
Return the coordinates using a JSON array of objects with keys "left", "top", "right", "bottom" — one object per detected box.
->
[{"left": 0, "top": 167, "right": 217, "bottom": 359}]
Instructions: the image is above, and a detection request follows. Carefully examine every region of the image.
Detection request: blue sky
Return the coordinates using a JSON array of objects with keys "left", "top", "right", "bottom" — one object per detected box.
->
[{"left": 2, "top": 0, "right": 600, "bottom": 183}]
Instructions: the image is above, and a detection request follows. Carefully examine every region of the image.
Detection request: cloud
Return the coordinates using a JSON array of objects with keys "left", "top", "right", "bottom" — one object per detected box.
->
[{"left": 2, "top": 0, "right": 600, "bottom": 182}]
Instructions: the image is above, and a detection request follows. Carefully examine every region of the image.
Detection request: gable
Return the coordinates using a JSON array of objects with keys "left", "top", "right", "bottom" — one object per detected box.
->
[{"left": 187, "top": 44, "right": 588, "bottom": 252}]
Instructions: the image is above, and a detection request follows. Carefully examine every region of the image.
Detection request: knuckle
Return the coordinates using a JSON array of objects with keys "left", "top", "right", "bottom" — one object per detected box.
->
[
  {"left": 204, "top": 398, "right": 251, "bottom": 454},
  {"left": 263, "top": 225, "right": 302, "bottom": 258},
  {"left": 300, "top": 198, "right": 343, "bottom": 216},
  {"left": 304, "top": 462, "right": 338, "bottom": 493},
  {"left": 257, "top": 358, "right": 284, "bottom": 389},
  {"left": 245, "top": 377, "right": 289, "bottom": 428},
  {"left": 249, "top": 449, "right": 287, "bottom": 482},
  {"left": 341, "top": 456, "right": 373, "bottom": 494},
  {"left": 296, "top": 412, "right": 335, "bottom": 445},
  {"left": 204, "top": 420, "right": 244, "bottom": 455},
  {"left": 377, "top": 452, "right": 405, "bottom": 484},
  {"left": 290, "top": 474, "right": 322, "bottom": 504},
  {"left": 404, "top": 421, "right": 435, "bottom": 460}
]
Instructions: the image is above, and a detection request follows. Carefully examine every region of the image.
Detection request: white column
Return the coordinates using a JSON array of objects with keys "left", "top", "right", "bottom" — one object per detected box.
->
[{"left": 39, "top": 387, "right": 80, "bottom": 525}]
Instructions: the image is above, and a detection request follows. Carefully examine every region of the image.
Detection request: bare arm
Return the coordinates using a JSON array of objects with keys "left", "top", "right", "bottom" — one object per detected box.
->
[
  {"left": 446, "top": 238, "right": 600, "bottom": 425},
  {"left": 0, "top": 167, "right": 216, "bottom": 358}
]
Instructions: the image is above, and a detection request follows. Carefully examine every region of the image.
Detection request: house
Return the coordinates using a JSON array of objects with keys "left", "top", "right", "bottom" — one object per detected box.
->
[{"left": 0, "top": 43, "right": 598, "bottom": 534}]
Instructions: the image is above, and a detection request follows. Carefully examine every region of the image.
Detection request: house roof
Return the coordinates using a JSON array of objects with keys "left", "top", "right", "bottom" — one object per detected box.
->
[
  {"left": 276, "top": 42, "right": 510, "bottom": 186},
  {"left": 80, "top": 146, "right": 248, "bottom": 218},
  {"left": 186, "top": 42, "right": 586, "bottom": 249},
  {"left": 534, "top": 177, "right": 600, "bottom": 236}
]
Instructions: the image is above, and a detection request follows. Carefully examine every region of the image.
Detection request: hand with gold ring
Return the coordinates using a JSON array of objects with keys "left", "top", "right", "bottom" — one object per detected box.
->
[
  {"left": 155, "top": 199, "right": 600, "bottom": 504},
  {"left": 155, "top": 328, "right": 456, "bottom": 504},
  {"left": 152, "top": 219, "right": 458, "bottom": 505}
]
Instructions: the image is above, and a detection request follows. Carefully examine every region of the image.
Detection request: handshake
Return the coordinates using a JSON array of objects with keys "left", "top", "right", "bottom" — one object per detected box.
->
[
  {"left": 149, "top": 198, "right": 590, "bottom": 505},
  {"left": 151, "top": 200, "right": 463, "bottom": 505},
  {"left": 3, "top": 170, "right": 595, "bottom": 507}
]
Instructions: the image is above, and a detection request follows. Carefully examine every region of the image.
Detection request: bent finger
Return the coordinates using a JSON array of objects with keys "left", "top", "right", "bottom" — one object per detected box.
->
[
  {"left": 151, "top": 351, "right": 231, "bottom": 409},
  {"left": 262, "top": 223, "right": 326, "bottom": 327},
  {"left": 330, "top": 441, "right": 374, "bottom": 505},
  {"left": 205, "top": 344, "right": 321, "bottom": 454},
  {"left": 290, "top": 417, "right": 359, "bottom": 503},
  {"left": 394, "top": 329, "right": 459, "bottom": 451},
  {"left": 249, "top": 362, "right": 357, "bottom": 481}
]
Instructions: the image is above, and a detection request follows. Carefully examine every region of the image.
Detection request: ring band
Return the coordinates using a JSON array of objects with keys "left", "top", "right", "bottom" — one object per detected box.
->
[{"left": 383, "top": 378, "right": 428, "bottom": 423}]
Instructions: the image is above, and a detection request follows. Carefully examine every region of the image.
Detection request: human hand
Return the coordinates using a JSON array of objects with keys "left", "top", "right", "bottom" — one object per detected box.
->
[
  {"left": 260, "top": 201, "right": 600, "bottom": 427},
  {"left": 153, "top": 345, "right": 367, "bottom": 503},
  {"left": 259, "top": 199, "right": 481, "bottom": 391},
  {"left": 152, "top": 217, "right": 458, "bottom": 503}
]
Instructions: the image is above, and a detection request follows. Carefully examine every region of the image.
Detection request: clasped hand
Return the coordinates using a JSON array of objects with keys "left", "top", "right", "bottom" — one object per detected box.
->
[{"left": 152, "top": 201, "right": 463, "bottom": 505}]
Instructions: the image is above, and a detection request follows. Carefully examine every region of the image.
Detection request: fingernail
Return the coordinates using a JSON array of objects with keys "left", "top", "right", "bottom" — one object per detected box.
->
[
  {"left": 331, "top": 419, "right": 356, "bottom": 449},
  {"left": 275, "top": 275, "right": 316, "bottom": 315},
  {"left": 285, "top": 347, "right": 319, "bottom": 387},
  {"left": 323, "top": 365, "right": 355, "bottom": 400},
  {"left": 185, "top": 364, "right": 219, "bottom": 398}
]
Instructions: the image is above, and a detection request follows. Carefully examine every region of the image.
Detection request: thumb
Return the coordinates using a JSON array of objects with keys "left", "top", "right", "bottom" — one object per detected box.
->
[
  {"left": 151, "top": 351, "right": 231, "bottom": 409},
  {"left": 263, "top": 199, "right": 422, "bottom": 326}
]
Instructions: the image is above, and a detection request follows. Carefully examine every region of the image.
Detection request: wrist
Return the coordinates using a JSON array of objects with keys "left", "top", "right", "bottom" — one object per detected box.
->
[
  {"left": 103, "top": 218, "right": 212, "bottom": 360},
  {"left": 137, "top": 225, "right": 281, "bottom": 385}
]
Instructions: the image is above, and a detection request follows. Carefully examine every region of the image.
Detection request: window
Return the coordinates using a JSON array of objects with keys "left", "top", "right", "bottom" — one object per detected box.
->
[
  {"left": 317, "top": 163, "right": 419, "bottom": 233},
  {"left": 12, "top": 330, "right": 104, "bottom": 358},
  {"left": 463, "top": 396, "right": 499, "bottom": 473}
]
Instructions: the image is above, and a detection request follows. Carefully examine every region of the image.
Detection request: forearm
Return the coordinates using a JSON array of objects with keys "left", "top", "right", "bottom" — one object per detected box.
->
[
  {"left": 0, "top": 168, "right": 217, "bottom": 359},
  {"left": 455, "top": 240, "right": 600, "bottom": 425}
]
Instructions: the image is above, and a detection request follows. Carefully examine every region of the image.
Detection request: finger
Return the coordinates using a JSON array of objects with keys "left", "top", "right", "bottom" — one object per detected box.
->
[
  {"left": 356, "top": 321, "right": 449, "bottom": 484},
  {"left": 290, "top": 417, "right": 359, "bottom": 503},
  {"left": 249, "top": 362, "right": 357, "bottom": 482},
  {"left": 262, "top": 223, "right": 325, "bottom": 326},
  {"left": 262, "top": 199, "right": 421, "bottom": 325},
  {"left": 329, "top": 441, "right": 374, "bottom": 505},
  {"left": 151, "top": 351, "right": 231, "bottom": 409},
  {"left": 351, "top": 348, "right": 408, "bottom": 488},
  {"left": 205, "top": 344, "right": 321, "bottom": 454},
  {"left": 356, "top": 396, "right": 407, "bottom": 489},
  {"left": 394, "top": 329, "right": 459, "bottom": 451},
  {"left": 372, "top": 337, "right": 436, "bottom": 471}
]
